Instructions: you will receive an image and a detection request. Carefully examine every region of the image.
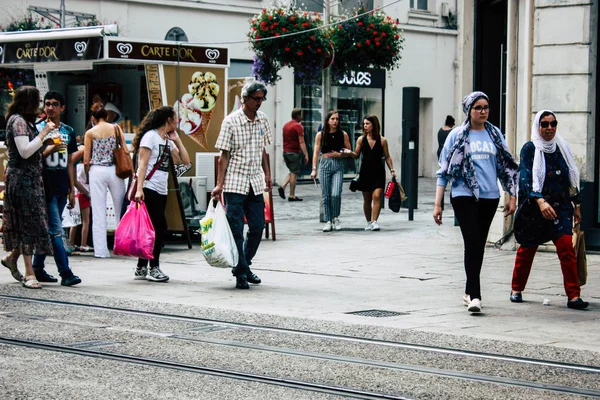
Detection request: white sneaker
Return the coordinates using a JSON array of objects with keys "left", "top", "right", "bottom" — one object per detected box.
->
[
  {"left": 364, "top": 222, "right": 372, "bottom": 231},
  {"left": 333, "top": 217, "right": 342, "bottom": 231},
  {"left": 323, "top": 221, "right": 332, "bottom": 232},
  {"left": 467, "top": 298, "right": 482, "bottom": 313},
  {"left": 371, "top": 221, "right": 380, "bottom": 231}
]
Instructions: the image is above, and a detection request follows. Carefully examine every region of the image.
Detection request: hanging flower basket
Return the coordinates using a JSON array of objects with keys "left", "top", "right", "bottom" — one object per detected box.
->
[
  {"left": 329, "top": 9, "right": 404, "bottom": 80},
  {"left": 248, "top": 8, "right": 332, "bottom": 85}
]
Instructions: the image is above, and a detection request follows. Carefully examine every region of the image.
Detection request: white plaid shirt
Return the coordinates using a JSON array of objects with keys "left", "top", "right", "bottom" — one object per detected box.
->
[{"left": 215, "top": 108, "right": 272, "bottom": 195}]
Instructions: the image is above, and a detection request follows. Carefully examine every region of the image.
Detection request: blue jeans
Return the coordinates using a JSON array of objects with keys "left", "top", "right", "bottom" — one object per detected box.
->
[
  {"left": 224, "top": 189, "right": 264, "bottom": 278},
  {"left": 33, "top": 195, "right": 72, "bottom": 277}
]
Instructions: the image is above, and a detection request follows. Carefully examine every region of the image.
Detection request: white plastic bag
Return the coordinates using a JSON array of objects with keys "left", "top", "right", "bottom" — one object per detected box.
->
[
  {"left": 62, "top": 198, "right": 82, "bottom": 228},
  {"left": 200, "top": 200, "right": 239, "bottom": 268}
]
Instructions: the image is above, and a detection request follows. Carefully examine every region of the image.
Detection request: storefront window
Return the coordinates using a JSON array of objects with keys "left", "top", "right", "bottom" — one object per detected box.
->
[{"left": 295, "top": 69, "right": 385, "bottom": 179}]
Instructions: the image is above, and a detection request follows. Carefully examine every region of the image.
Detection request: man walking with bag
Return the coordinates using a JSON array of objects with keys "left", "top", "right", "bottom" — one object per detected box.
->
[
  {"left": 211, "top": 79, "right": 273, "bottom": 289},
  {"left": 34, "top": 91, "right": 81, "bottom": 286},
  {"left": 278, "top": 108, "right": 308, "bottom": 201}
]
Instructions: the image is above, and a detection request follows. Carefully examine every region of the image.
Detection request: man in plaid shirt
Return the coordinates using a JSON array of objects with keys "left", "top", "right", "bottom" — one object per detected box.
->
[{"left": 211, "top": 80, "right": 273, "bottom": 289}]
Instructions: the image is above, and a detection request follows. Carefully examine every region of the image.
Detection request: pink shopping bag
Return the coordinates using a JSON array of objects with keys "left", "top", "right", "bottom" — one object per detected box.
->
[{"left": 114, "top": 201, "right": 155, "bottom": 259}]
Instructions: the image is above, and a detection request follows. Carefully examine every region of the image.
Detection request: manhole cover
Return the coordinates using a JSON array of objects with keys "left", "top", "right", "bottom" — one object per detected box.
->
[{"left": 345, "top": 309, "right": 408, "bottom": 317}]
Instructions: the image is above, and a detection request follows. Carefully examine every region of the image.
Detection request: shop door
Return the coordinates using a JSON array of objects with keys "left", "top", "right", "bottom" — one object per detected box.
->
[{"left": 474, "top": 0, "right": 507, "bottom": 133}]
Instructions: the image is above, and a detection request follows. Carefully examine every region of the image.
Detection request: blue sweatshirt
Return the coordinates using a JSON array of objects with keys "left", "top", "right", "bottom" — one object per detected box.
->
[{"left": 437, "top": 128, "right": 502, "bottom": 199}]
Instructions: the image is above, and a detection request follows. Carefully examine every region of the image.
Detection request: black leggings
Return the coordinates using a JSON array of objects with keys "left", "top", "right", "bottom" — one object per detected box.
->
[
  {"left": 137, "top": 188, "right": 167, "bottom": 268},
  {"left": 451, "top": 196, "right": 499, "bottom": 300}
]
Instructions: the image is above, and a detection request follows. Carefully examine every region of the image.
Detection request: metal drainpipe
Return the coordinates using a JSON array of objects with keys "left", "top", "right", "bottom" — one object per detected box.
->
[{"left": 522, "top": 0, "right": 535, "bottom": 144}]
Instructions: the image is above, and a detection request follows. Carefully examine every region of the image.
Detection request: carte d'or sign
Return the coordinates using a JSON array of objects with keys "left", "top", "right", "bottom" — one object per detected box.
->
[
  {"left": 107, "top": 39, "right": 228, "bottom": 66},
  {"left": 0, "top": 37, "right": 103, "bottom": 64}
]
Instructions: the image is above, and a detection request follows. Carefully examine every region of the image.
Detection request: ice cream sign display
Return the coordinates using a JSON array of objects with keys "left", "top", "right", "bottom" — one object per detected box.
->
[
  {"left": 164, "top": 66, "right": 226, "bottom": 152},
  {"left": 174, "top": 71, "right": 220, "bottom": 150}
]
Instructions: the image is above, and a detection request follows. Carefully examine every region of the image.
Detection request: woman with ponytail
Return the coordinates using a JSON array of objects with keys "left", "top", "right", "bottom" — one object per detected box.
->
[
  {"left": 131, "top": 106, "right": 190, "bottom": 282},
  {"left": 84, "top": 102, "right": 129, "bottom": 258}
]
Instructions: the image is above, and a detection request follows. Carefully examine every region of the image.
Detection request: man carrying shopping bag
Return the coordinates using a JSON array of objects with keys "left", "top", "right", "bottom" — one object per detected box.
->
[{"left": 211, "top": 79, "right": 273, "bottom": 289}]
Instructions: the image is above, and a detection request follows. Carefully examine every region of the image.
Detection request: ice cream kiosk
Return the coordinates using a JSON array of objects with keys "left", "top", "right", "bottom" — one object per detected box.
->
[{"left": 0, "top": 26, "right": 229, "bottom": 246}]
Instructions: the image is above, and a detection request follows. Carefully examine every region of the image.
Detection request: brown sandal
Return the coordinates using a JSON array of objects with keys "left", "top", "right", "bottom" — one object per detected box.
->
[
  {"left": 2, "top": 257, "right": 23, "bottom": 282},
  {"left": 22, "top": 275, "right": 42, "bottom": 289}
]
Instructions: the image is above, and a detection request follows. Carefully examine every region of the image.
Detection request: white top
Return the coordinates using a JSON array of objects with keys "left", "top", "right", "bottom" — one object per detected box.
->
[{"left": 139, "top": 129, "right": 175, "bottom": 195}]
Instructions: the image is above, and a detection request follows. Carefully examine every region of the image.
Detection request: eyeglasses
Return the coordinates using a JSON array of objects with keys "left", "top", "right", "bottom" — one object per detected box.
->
[
  {"left": 472, "top": 106, "right": 489, "bottom": 113},
  {"left": 540, "top": 120, "right": 558, "bottom": 128},
  {"left": 44, "top": 101, "right": 60, "bottom": 107},
  {"left": 248, "top": 95, "right": 266, "bottom": 102}
]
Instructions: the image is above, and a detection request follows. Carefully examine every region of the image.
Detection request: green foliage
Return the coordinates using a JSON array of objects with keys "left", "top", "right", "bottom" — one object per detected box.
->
[
  {"left": 73, "top": 16, "right": 101, "bottom": 27},
  {"left": 247, "top": 7, "right": 404, "bottom": 84},
  {"left": 0, "top": 14, "right": 54, "bottom": 32},
  {"left": 329, "top": 8, "right": 404, "bottom": 80},
  {"left": 248, "top": 7, "right": 332, "bottom": 85}
]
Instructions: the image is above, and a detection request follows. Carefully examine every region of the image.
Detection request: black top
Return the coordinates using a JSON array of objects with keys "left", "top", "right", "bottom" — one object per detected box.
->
[
  {"left": 437, "top": 128, "right": 452, "bottom": 159},
  {"left": 321, "top": 130, "right": 345, "bottom": 153}
]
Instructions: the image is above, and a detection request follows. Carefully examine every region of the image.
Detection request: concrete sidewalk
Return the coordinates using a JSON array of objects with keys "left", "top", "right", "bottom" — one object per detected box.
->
[{"left": 1, "top": 178, "right": 598, "bottom": 352}]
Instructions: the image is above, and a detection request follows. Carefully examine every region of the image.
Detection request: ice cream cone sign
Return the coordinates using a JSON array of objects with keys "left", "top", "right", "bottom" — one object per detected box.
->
[{"left": 174, "top": 71, "right": 220, "bottom": 150}]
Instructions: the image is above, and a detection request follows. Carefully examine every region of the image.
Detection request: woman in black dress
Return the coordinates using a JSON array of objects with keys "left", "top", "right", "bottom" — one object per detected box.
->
[{"left": 352, "top": 115, "right": 396, "bottom": 231}]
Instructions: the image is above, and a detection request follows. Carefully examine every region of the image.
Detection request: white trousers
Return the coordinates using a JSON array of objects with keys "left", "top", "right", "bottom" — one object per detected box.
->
[{"left": 89, "top": 165, "right": 125, "bottom": 258}]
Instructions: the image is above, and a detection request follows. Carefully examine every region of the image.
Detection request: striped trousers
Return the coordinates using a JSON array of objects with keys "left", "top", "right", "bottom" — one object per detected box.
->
[{"left": 318, "top": 158, "right": 345, "bottom": 222}]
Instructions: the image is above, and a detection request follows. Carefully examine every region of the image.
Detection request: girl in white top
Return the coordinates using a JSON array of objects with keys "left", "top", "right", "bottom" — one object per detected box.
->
[{"left": 132, "top": 106, "right": 190, "bottom": 282}]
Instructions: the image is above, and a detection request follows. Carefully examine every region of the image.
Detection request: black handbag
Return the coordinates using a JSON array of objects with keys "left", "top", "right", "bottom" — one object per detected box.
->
[
  {"left": 388, "top": 177, "right": 403, "bottom": 213},
  {"left": 513, "top": 199, "right": 553, "bottom": 246},
  {"left": 349, "top": 175, "right": 360, "bottom": 192}
]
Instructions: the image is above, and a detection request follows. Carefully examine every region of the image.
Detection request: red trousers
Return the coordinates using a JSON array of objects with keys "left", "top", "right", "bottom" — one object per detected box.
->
[{"left": 511, "top": 234, "right": 580, "bottom": 299}]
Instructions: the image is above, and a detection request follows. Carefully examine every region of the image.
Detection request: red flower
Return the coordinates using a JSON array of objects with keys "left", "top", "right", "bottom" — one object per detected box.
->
[
  {"left": 317, "top": 48, "right": 322, "bottom": 53},
  {"left": 275, "top": 33, "right": 280, "bottom": 36},
  {"left": 290, "top": 16, "right": 295, "bottom": 21},
  {"left": 356, "top": 43, "right": 362, "bottom": 47},
  {"left": 370, "top": 23, "right": 375, "bottom": 28},
  {"left": 376, "top": 42, "right": 381, "bottom": 47},
  {"left": 386, "top": 45, "right": 390, "bottom": 49},
  {"left": 358, "top": 21, "right": 363, "bottom": 26},
  {"left": 395, "top": 34, "right": 400, "bottom": 39},
  {"left": 285, "top": 47, "right": 291, "bottom": 51},
  {"left": 268, "top": 15, "right": 273, "bottom": 20},
  {"left": 252, "top": 27, "right": 256, "bottom": 31},
  {"left": 366, "top": 40, "right": 371, "bottom": 45},
  {"left": 381, "top": 32, "right": 387, "bottom": 37},
  {"left": 373, "top": 31, "right": 377, "bottom": 35},
  {"left": 260, "top": 21, "right": 267, "bottom": 27},
  {"left": 302, "top": 22, "right": 309, "bottom": 27},
  {"left": 310, "top": 35, "right": 315, "bottom": 40},
  {"left": 366, "top": 27, "right": 370, "bottom": 31},
  {"left": 338, "top": 24, "right": 343, "bottom": 29},
  {"left": 282, "top": 28, "right": 287, "bottom": 32},
  {"left": 262, "top": 8, "right": 266, "bottom": 13},
  {"left": 297, "top": 51, "right": 304, "bottom": 56},
  {"left": 295, "top": 24, "right": 299, "bottom": 27}
]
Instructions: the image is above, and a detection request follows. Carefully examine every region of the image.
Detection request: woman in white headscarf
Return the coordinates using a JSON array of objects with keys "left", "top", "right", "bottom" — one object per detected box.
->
[
  {"left": 434, "top": 91, "right": 519, "bottom": 313},
  {"left": 511, "top": 110, "right": 587, "bottom": 309}
]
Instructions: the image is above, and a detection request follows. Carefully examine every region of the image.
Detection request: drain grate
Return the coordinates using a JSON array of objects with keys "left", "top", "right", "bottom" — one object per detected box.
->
[{"left": 345, "top": 309, "right": 408, "bottom": 318}]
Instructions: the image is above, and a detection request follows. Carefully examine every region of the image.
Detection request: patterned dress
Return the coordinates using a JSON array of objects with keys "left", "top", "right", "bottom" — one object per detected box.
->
[
  {"left": 3, "top": 115, "right": 51, "bottom": 255},
  {"left": 514, "top": 141, "right": 579, "bottom": 246}
]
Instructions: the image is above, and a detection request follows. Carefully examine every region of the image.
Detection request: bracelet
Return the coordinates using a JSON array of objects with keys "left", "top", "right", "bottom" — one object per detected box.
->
[
  {"left": 575, "top": 204, "right": 581, "bottom": 208},
  {"left": 312, "top": 167, "right": 317, "bottom": 170},
  {"left": 390, "top": 169, "right": 395, "bottom": 173}
]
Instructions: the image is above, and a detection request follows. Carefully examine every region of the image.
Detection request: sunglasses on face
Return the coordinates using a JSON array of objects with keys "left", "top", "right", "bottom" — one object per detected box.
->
[
  {"left": 540, "top": 120, "right": 558, "bottom": 128},
  {"left": 472, "top": 106, "right": 489, "bottom": 113},
  {"left": 44, "top": 101, "right": 60, "bottom": 107}
]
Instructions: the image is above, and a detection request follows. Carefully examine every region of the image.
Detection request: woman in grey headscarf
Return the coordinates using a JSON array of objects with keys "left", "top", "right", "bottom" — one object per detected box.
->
[
  {"left": 510, "top": 110, "right": 587, "bottom": 309},
  {"left": 433, "top": 91, "right": 518, "bottom": 313}
]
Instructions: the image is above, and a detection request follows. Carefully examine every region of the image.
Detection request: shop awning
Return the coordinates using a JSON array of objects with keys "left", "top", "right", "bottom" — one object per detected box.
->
[{"left": 0, "top": 25, "right": 117, "bottom": 42}]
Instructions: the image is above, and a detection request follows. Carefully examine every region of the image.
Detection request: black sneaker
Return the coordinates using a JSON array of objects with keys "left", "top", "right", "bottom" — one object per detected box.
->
[
  {"left": 247, "top": 272, "right": 261, "bottom": 284},
  {"left": 235, "top": 275, "right": 249, "bottom": 289},
  {"left": 567, "top": 298, "right": 589, "bottom": 310},
  {"left": 35, "top": 270, "right": 58, "bottom": 283},
  {"left": 61, "top": 275, "right": 82, "bottom": 286}
]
